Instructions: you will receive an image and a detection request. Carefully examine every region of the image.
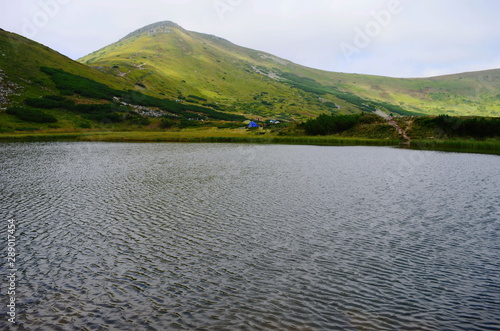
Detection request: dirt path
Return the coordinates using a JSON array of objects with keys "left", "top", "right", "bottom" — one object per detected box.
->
[{"left": 374, "top": 110, "right": 412, "bottom": 144}]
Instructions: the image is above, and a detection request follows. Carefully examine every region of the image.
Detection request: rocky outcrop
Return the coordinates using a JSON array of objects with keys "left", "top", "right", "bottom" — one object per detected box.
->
[
  {"left": 0, "top": 69, "right": 22, "bottom": 110},
  {"left": 251, "top": 66, "right": 282, "bottom": 80},
  {"left": 113, "top": 97, "right": 166, "bottom": 117}
]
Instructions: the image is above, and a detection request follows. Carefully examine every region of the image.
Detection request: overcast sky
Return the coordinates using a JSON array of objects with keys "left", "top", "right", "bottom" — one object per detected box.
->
[{"left": 1, "top": 0, "right": 499, "bottom": 78}]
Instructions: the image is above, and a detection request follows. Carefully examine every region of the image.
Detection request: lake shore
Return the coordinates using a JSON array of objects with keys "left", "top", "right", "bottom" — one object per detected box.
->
[{"left": 0, "top": 130, "right": 499, "bottom": 155}]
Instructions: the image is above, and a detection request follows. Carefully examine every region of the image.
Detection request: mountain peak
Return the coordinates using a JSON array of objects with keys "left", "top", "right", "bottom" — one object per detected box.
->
[{"left": 119, "top": 21, "right": 185, "bottom": 41}]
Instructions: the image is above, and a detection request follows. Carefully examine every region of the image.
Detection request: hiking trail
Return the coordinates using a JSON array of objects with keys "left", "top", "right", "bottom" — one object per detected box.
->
[{"left": 374, "top": 109, "right": 412, "bottom": 145}]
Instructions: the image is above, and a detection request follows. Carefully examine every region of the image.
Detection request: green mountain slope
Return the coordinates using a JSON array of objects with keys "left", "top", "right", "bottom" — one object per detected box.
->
[
  {"left": 0, "top": 29, "right": 132, "bottom": 103},
  {"left": 1, "top": 21, "right": 498, "bottom": 135},
  {"left": 0, "top": 29, "right": 139, "bottom": 131},
  {"left": 79, "top": 21, "right": 500, "bottom": 118},
  {"left": 0, "top": 28, "right": 246, "bottom": 132}
]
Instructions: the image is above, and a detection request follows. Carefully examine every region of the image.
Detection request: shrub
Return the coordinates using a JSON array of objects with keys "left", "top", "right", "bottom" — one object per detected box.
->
[
  {"left": 415, "top": 115, "right": 500, "bottom": 139},
  {"left": 73, "top": 104, "right": 116, "bottom": 114},
  {"left": 187, "top": 95, "right": 208, "bottom": 102},
  {"left": 6, "top": 107, "right": 57, "bottom": 123},
  {"left": 84, "top": 111, "right": 122, "bottom": 123},
  {"left": 79, "top": 122, "right": 92, "bottom": 129},
  {"left": 25, "top": 95, "right": 75, "bottom": 109},
  {"left": 40, "top": 67, "right": 116, "bottom": 100},
  {"left": 132, "top": 117, "right": 151, "bottom": 126},
  {"left": 70, "top": 104, "right": 127, "bottom": 123},
  {"left": 160, "top": 118, "right": 175, "bottom": 129},
  {"left": 303, "top": 114, "right": 360, "bottom": 135},
  {"left": 25, "top": 98, "right": 62, "bottom": 109},
  {"left": 456, "top": 117, "right": 500, "bottom": 138},
  {"left": 358, "top": 113, "right": 384, "bottom": 124}
]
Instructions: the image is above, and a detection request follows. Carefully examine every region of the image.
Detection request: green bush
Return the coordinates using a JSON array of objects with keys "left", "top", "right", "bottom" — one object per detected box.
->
[
  {"left": 456, "top": 117, "right": 500, "bottom": 138},
  {"left": 358, "top": 113, "right": 384, "bottom": 124},
  {"left": 217, "top": 122, "right": 245, "bottom": 129},
  {"left": 6, "top": 107, "right": 58, "bottom": 123},
  {"left": 160, "top": 118, "right": 175, "bottom": 129},
  {"left": 40, "top": 67, "right": 116, "bottom": 100},
  {"left": 304, "top": 114, "right": 360, "bottom": 135},
  {"left": 178, "top": 119, "right": 203, "bottom": 128},
  {"left": 187, "top": 95, "right": 208, "bottom": 102},
  {"left": 131, "top": 117, "right": 151, "bottom": 126},
  {"left": 73, "top": 104, "right": 127, "bottom": 123},
  {"left": 25, "top": 95, "right": 75, "bottom": 109},
  {"left": 414, "top": 115, "right": 500, "bottom": 139},
  {"left": 73, "top": 103, "right": 125, "bottom": 114},
  {"left": 83, "top": 111, "right": 122, "bottom": 123},
  {"left": 79, "top": 122, "right": 92, "bottom": 129}
]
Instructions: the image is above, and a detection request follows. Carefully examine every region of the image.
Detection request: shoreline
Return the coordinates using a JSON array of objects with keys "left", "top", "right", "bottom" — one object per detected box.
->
[{"left": 0, "top": 131, "right": 498, "bottom": 155}]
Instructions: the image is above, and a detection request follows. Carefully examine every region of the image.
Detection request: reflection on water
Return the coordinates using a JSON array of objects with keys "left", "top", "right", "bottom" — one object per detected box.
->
[{"left": 1, "top": 142, "right": 499, "bottom": 330}]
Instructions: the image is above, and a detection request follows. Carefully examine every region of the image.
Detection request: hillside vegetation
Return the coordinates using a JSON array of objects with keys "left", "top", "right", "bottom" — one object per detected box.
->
[
  {"left": 0, "top": 22, "right": 499, "bottom": 146},
  {"left": 0, "top": 29, "right": 245, "bottom": 132},
  {"left": 79, "top": 21, "right": 500, "bottom": 118}
]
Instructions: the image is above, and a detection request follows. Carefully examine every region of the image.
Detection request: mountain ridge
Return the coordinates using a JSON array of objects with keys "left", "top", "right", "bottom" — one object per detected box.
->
[
  {"left": 78, "top": 21, "right": 500, "bottom": 118},
  {"left": 0, "top": 21, "right": 499, "bottom": 136},
  {"left": 113, "top": 21, "right": 500, "bottom": 80},
  {"left": 118, "top": 21, "right": 188, "bottom": 42}
]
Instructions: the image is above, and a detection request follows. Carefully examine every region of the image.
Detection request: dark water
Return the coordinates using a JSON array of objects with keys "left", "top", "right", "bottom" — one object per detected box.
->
[{"left": 1, "top": 142, "right": 499, "bottom": 330}]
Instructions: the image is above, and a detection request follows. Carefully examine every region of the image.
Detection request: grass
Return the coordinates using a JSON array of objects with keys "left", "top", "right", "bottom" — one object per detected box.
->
[
  {"left": 0, "top": 129, "right": 399, "bottom": 146},
  {"left": 77, "top": 22, "right": 500, "bottom": 118},
  {"left": 2, "top": 127, "right": 498, "bottom": 155},
  {"left": 0, "top": 30, "right": 132, "bottom": 105},
  {"left": 410, "top": 139, "right": 500, "bottom": 155}
]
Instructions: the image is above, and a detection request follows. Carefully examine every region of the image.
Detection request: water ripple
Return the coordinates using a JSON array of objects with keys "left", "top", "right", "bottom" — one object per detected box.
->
[{"left": 0, "top": 143, "right": 499, "bottom": 330}]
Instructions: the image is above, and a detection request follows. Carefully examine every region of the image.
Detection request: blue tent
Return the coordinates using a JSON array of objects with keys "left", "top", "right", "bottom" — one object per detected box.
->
[{"left": 248, "top": 121, "right": 259, "bottom": 128}]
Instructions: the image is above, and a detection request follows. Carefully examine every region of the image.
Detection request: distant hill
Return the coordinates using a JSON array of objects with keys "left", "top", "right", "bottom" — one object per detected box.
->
[
  {"left": 79, "top": 21, "right": 500, "bottom": 118},
  {"left": 0, "top": 21, "right": 499, "bottom": 134}
]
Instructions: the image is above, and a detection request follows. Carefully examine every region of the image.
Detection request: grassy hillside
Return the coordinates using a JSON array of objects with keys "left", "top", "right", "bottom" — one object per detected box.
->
[
  {"left": 0, "top": 28, "right": 246, "bottom": 132},
  {"left": 78, "top": 22, "right": 418, "bottom": 120},
  {"left": 0, "top": 29, "right": 137, "bottom": 132},
  {"left": 313, "top": 69, "right": 500, "bottom": 117},
  {"left": 79, "top": 21, "right": 500, "bottom": 118},
  {"left": 0, "top": 29, "right": 131, "bottom": 102},
  {"left": 1, "top": 21, "right": 499, "bottom": 136}
]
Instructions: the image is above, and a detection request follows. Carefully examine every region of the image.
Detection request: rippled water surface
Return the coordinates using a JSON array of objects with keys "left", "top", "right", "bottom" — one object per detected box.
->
[{"left": 1, "top": 142, "right": 499, "bottom": 330}]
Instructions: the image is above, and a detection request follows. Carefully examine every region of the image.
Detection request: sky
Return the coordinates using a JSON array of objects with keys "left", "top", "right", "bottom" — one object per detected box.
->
[{"left": 1, "top": 0, "right": 500, "bottom": 78}]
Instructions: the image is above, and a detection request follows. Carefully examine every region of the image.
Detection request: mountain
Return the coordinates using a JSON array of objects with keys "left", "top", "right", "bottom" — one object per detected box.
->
[
  {"left": 1, "top": 21, "right": 499, "bottom": 134},
  {"left": 0, "top": 29, "right": 131, "bottom": 104},
  {"left": 79, "top": 21, "right": 500, "bottom": 118},
  {"left": 0, "top": 28, "right": 142, "bottom": 131},
  {"left": 0, "top": 28, "right": 246, "bottom": 132}
]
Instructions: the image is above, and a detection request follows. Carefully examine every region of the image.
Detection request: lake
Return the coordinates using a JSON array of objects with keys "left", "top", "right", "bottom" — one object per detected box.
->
[{"left": 1, "top": 142, "right": 499, "bottom": 330}]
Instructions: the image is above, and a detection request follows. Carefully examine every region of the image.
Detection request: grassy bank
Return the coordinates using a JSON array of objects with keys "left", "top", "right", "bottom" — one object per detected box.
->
[
  {"left": 0, "top": 130, "right": 400, "bottom": 146},
  {"left": 1, "top": 129, "right": 499, "bottom": 155},
  {"left": 410, "top": 139, "right": 500, "bottom": 155}
]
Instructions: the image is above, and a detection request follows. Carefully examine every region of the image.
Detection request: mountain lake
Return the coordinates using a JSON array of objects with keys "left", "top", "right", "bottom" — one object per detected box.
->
[{"left": 1, "top": 142, "right": 499, "bottom": 330}]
